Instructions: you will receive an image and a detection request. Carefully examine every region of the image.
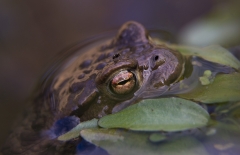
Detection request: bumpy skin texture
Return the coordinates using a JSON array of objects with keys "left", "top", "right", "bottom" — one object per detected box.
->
[{"left": 2, "top": 21, "right": 184, "bottom": 155}]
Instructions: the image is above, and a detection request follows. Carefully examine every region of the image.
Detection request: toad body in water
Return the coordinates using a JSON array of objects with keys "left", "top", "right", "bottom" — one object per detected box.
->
[{"left": 2, "top": 21, "right": 235, "bottom": 155}]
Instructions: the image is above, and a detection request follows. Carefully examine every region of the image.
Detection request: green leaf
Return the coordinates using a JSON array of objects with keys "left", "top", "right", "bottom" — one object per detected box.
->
[
  {"left": 80, "top": 128, "right": 209, "bottom": 155},
  {"left": 169, "top": 44, "right": 240, "bottom": 70},
  {"left": 154, "top": 39, "right": 240, "bottom": 70},
  {"left": 178, "top": 73, "right": 240, "bottom": 103},
  {"left": 57, "top": 118, "right": 98, "bottom": 141},
  {"left": 199, "top": 70, "right": 212, "bottom": 85},
  {"left": 149, "top": 133, "right": 166, "bottom": 143},
  {"left": 98, "top": 98, "right": 209, "bottom": 131},
  {"left": 199, "top": 76, "right": 211, "bottom": 86}
]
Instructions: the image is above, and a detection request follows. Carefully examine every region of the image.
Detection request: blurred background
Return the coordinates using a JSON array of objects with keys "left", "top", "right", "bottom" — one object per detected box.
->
[{"left": 0, "top": 0, "right": 239, "bottom": 148}]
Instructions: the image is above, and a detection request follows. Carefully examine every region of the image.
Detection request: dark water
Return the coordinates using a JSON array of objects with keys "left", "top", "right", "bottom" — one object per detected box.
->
[{"left": 2, "top": 32, "right": 240, "bottom": 155}]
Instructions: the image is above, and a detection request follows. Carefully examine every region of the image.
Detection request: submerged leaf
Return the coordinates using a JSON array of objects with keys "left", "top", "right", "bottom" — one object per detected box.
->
[
  {"left": 80, "top": 128, "right": 209, "bottom": 155},
  {"left": 58, "top": 118, "right": 98, "bottom": 141},
  {"left": 98, "top": 98, "right": 209, "bottom": 131},
  {"left": 149, "top": 133, "right": 166, "bottom": 143},
  {"left": 178, "top": 73, "right": 240, "bottom": 103}
]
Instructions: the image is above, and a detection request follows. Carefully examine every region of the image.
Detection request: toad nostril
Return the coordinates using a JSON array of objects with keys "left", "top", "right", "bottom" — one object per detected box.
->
[
  {"left": 151, "top": 55, "right": 165, "bottom": 70},
  {"left": 112, "top": 53, "right": 120, "bottom": 59}
]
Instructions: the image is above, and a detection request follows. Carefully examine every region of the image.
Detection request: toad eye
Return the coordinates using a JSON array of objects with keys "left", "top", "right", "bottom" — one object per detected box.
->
[{"left": 110, "top": 70, "right": 136, "bottom": 95}]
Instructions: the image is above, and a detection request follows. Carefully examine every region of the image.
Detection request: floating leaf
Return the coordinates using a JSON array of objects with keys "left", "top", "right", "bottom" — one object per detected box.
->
[
  {"left": 80, "top": 128, "right": 209, "bottom": 155},
  {"left": 58, "top": 118, "right": 98, "bottom": 141},
  {"left": 169, "top": 45, "right": 240, "bottom": 70},
  {"left": 199, "top": 70, "right": 212, "bottom": 85},
  {"left": 178, "top": 73, "right": 240, "bottom": 103},
  {"left": 203, "top": 70, "right": 212, "bottom": 77},
  {"left": 199, "top": 76, "right": 210, "bottom": 86},
  {"left": 154, "top": 39, "right": 240, "bottom": 70},
  {"left": 98, "top": 98, "right": 209, "bottom": 131}
]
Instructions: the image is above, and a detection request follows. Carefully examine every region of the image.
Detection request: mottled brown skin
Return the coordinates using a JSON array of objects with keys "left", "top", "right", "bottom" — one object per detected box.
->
[
  {"left": 52, "top": 21, "right": 184, "bottom": 121},
  {"left": 2, "top": 21, "right": 185, "bottom": 155}
]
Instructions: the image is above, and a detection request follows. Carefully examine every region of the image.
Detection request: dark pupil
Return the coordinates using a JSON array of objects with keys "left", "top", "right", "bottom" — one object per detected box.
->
[
  {"left": 118, "top": 79, "right": 129, "bottom": 85},
  {"left": 155, "top": 55, "right": 159, "bottom": 61}
]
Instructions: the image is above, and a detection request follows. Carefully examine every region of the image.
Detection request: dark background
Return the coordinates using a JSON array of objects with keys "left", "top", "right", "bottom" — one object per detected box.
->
[{"left": 0, "top": 0, "right": 225, "bottom": 148}]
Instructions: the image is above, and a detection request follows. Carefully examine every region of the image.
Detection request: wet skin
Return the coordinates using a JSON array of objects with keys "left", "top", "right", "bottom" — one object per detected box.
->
[
  {"left": 2, "top": 21, "right": 187, "bottom": 155},
  {"left": 53, "top": 21, "right": 185, "bottom": 122}
]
